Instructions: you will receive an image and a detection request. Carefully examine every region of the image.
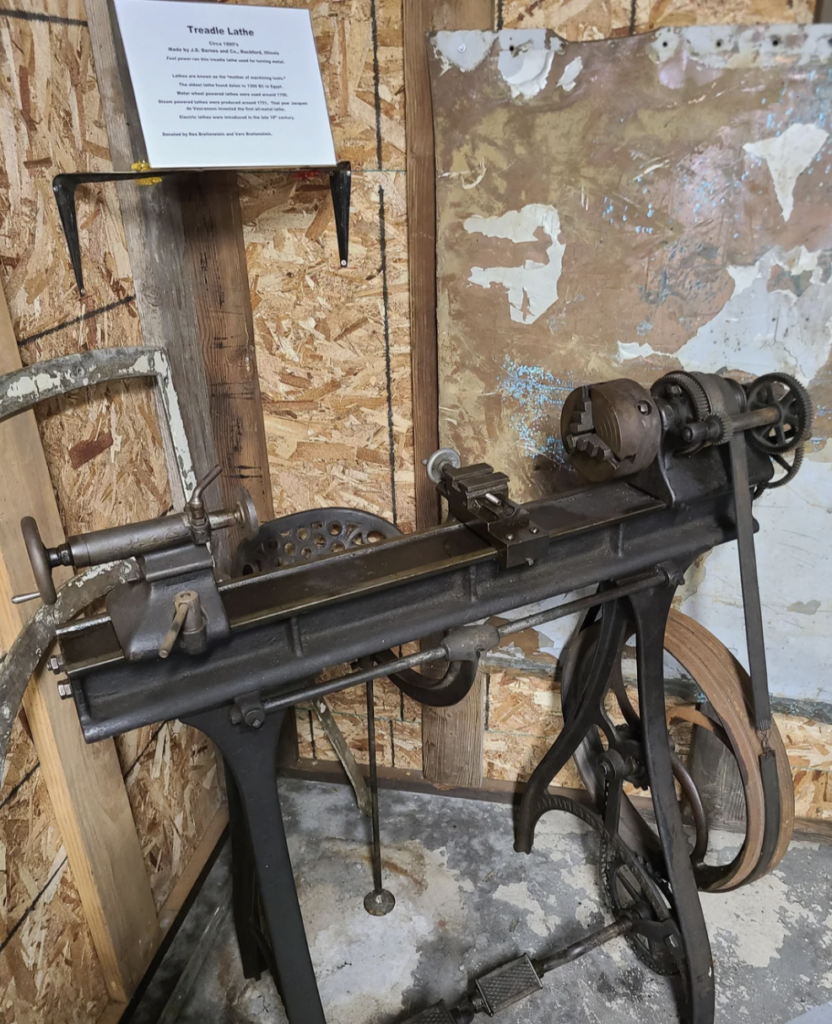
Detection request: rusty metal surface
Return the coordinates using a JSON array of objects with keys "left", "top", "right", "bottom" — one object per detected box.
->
[{"left": 430, "top": 24, "right": 832, "bottom": 702}]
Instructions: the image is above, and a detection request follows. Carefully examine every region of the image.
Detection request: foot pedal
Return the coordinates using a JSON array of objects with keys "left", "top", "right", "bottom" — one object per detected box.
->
[
  {"left": 401, "top": 1002, "right": 456, "bottom": 1023},
  {"left": 474, "top": 954, "right": 542, "bottom": 1016}
]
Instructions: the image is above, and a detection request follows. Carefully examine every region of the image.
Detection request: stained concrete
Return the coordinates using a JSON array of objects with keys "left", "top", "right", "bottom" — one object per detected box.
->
[{"left": 128, "top": 779, "right": 832, "bottom": 1024}]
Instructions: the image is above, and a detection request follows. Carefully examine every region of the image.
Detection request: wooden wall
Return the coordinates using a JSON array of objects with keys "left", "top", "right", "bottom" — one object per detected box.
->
[{"left": 0, "top": 2, "right": 224, "bottom": 1020}]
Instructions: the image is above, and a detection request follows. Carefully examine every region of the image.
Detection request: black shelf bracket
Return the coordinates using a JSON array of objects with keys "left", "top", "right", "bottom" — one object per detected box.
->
[{"left": 52, "top": 161, "right": 352, "bottom": 296}]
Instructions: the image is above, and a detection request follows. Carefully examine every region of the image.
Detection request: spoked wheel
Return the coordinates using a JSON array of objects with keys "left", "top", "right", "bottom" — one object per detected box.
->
[
  {"left": 533, "top": 793, "right": 683, "bottom": 976},
  {"left": 561, "top": 609, "right": 793, "bottom": 892}
]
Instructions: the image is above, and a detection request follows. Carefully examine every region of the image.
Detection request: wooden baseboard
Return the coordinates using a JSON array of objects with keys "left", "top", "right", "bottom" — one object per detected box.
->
[{"left": 283, "top": 757, "right": 832, "bottom": 845}]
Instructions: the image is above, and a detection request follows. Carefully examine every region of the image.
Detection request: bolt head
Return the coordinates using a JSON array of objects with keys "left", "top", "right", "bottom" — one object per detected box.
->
[
  {"left": 244, "top": 709, "right": 265, "bottom": 728},
  {"left": 505, "top": 533, "right": 515, "bottom": 541},
  {"left": 47, "top": 655, "right": 63, "bottom": 675},
  {"left": 637, "top": 401, "right": 651, "bottom": 414},
  {"left": 57, "top": 681, "right": 72, "bottom": 700}
]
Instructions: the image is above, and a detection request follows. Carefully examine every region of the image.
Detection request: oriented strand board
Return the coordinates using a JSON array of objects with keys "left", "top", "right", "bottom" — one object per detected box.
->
[
  {"left": 0, "top": 19, "right": 134, "bottom": 340},
  {"left": 0, "top": 862, "right": 111, "bottom": 1024},
  {"left": 635, "top": 0, "right": 816, "bottom": 29},
  {"left": 123, "top": 723, "right": 223, "bottom": 908},
  {"left": 241, "top": 168, "right": 415, "bottom": 531},
  {"left": 501, "top": 0, "right": 631, "bottom": 36},
  {"left": 500, "top": 0, "right": 815, "bottom": 33},
  {"left": 0, "top": 768, "right": 63, "bottom": 945}
]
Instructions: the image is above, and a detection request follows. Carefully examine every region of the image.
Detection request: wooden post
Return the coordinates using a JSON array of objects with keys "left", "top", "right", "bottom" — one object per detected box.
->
[
  {"left": 405, "top": 0, "right": 494, "bottom": 787},
  {"left": 84, "top": 0, "right": 275, "bottom": 574},
  {"left": 0, "top": 288, "right": 159, "bottom": 1003}
]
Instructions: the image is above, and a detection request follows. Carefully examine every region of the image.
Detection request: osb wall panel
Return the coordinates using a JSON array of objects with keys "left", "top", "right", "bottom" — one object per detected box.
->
[
  {"left": 240, "top": 170, "right": 413, "bottom": 526},
  {"left": 498, "top": 0, "right": 815, "bottom": 33},
  {"left": 230, "top": 0, "right": 414, "bottom": 769},
  {"left": 0, "top": 723, "right": 109, "bottom": 1024},
  {"left": 0, "top": 861, "right": 110, "bottom": 1024},
  {"left": 123, "top": 722, "right": 223, "bottom": 908}
]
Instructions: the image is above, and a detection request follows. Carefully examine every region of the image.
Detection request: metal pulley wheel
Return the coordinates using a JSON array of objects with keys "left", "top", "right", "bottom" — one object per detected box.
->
[
  {"left": 561, "top": 609, "right": 793, "bottom": 892},
  {"left": 745, "top": 372, "right": 812, "bottom": 455}
]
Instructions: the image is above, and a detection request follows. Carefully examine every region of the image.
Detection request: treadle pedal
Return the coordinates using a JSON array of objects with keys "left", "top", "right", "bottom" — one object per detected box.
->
[
  {"left": 474, "top": 953, "right": 543, "bottom": 1015},
  {"left": 401, "top": 1001, "right": 456, "bottom": 1023}
]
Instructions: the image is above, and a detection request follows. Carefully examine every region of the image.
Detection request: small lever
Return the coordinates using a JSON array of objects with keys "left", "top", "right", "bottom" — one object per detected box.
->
[{"left": 159, "top": 590, "right": 204, "bottom": 659}]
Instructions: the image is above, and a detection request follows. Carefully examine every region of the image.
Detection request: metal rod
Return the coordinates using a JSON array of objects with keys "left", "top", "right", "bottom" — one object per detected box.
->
[
  {"left": 367, "top": 681, "right": 383, "bottom": 893},
  {"left": 537, "top": 918, "right": 633, "bottom": 974},
  {"left": 261, "top": 574, "right": 669, "bottom": 716},
  {"left": 498, "top": 570, "right": 667, "bottom": 637},
  {"left": 363, "top": 680, "right": 394, "bottom": 916},
  {"left": 728, "top": 433, "right": 772, "bottom": 734},
  {"left": 262, "top": 647, "right": 444, "bottom": 713},
  {"left": 730, "top": 406, "right": 780, "bottom": 432}
]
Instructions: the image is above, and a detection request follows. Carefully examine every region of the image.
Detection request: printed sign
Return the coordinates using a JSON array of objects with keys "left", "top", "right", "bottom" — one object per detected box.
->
[{"left": 114, "top": 0, "right": 336, "bottom": 168}]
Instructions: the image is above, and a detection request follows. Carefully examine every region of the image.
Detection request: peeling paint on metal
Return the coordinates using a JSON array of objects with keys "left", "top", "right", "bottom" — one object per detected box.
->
[
  {"left": 496, "top": 32, "right": 560, "bottom": 100},
  {"left": 744, "top": 124, "right": 829, "bottom": 222},
  {"left": 649, "top": 26, "right": 832, "bottom": 73},
  {"left": 432, "top": 30, "right": 494, "bottom": 74},
  {"left": 465, "top": 205, "right": 565, "bottom": 325},
  {"left": 618, "top": 246, "right": 832, "bottom": 387},
  {"left": 556, "top": 56, "right": 583, "bottom": 94}
]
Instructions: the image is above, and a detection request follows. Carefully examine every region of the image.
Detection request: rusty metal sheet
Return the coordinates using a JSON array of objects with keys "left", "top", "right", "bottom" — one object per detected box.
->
[{"left": 430, "top": 25, "right": 832, "bottom": 703}]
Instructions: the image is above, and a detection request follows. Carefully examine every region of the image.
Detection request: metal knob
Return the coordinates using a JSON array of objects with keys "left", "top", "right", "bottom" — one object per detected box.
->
[
  {"left": 20, "top": 517, "right": 58, "bottom": 604},
  {"left": 424, "top": 447, "right": 462, "bottom": 484}
]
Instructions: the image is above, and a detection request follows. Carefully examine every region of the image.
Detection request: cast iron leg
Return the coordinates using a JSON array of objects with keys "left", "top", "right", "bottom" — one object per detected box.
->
[
  {"left": 628, "top": 586, "right": 715, "bottom": 1024},
  {"left": 224, "top": 762, "right": 270, "bottom": 980},
  {"left": 516, "top": 599, "right": 628, "bottom": 853},
  {"left": 184, "top": 707, "right": 327, "bottom": 1024}
]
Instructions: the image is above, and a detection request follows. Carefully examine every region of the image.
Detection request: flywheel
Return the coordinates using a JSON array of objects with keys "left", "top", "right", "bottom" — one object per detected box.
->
[{"left": 561, "top": 609, "right": 794, "bottom": 892}]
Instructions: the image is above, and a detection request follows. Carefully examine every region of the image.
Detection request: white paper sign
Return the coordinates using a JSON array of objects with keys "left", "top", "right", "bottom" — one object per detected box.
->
[{"left": 114, "top": 0, "right": 336, "bottom": 169}]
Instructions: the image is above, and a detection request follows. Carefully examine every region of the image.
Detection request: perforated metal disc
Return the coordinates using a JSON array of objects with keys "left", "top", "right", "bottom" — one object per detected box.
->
[{"left": 232, "top": 507, "right": 401, "bottom": 577}]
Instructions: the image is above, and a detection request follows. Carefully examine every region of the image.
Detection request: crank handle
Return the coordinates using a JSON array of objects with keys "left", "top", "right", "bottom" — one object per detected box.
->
[{"left": 158, "top": 590, "right": 207, "bottom": 658}]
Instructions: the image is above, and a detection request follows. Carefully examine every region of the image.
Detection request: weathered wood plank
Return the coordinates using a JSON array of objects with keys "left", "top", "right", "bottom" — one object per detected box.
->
[
  {"left": 84, "top": 0, "right": 274, "bottom": 570},
  {"left": 405, "top": 0, "right": 494, "bottom": 788},
  {"left": 0, "top": 285, "right": 159, "bottom": 1002}
]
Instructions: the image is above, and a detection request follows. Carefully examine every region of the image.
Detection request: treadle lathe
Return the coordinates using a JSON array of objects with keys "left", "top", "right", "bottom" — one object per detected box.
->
[{"left": 0, "top": 368, "right": 812, "bottom": 1024}]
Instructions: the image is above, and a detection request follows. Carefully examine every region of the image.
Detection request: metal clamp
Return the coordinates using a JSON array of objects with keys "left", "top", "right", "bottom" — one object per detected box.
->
[{"left": 431, "top": 452, "right": 547, "bottom": 569}]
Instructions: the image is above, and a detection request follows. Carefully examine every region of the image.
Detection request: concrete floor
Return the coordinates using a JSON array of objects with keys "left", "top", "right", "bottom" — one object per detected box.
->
[{"left": 130, "top": 779, "right": 832, "bottom": 1024}]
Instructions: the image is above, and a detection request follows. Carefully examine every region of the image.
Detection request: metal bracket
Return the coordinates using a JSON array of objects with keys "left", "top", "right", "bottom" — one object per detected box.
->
[
  {"left": 230, "top": 691, "right": 266, "bottom": 729},
  {"left": 52, "top": 160, "right": 352, "bottom": 295},
  {"left": 438, "top": 462, "right": 547, "bottom": 568},
  {"left": 106, "top": 544, "right": 229, "bottom": 661}
]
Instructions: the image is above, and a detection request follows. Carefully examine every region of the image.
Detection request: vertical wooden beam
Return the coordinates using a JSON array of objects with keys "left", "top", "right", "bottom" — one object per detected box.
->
[
  {"left": 405, "top": 0, "right": 494, "bottom": 787},
  {"left": 0, "top": 287, "right": 160, "bottom": 1002},
  {"left": 84, "top": 0, "right": 274, "bottom": 574}
]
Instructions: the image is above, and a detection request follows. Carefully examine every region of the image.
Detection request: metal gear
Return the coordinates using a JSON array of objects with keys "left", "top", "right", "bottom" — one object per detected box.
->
[
  {"left": 529, "top": 792, "right": 682, "bottom": 976},
  {"left": 713, "top": 411, "right": 734, "bottom": 445},
  {"left": 755, "top": 444, "right": 805, "bottom": 496},
  {"left": 746, "top": 372, "right": 813, "bottom": 454},
  {"left": 652, "top": 371, "right": 712, "bottom": 453}
]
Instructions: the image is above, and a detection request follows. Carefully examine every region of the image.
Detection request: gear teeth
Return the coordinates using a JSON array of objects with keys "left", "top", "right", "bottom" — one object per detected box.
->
[
  {"left": 746, "top": 372, "right": 813, "bottom": 455},
  {"left": 714, "top": 411, "right": 734, "bottom": 444}
]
